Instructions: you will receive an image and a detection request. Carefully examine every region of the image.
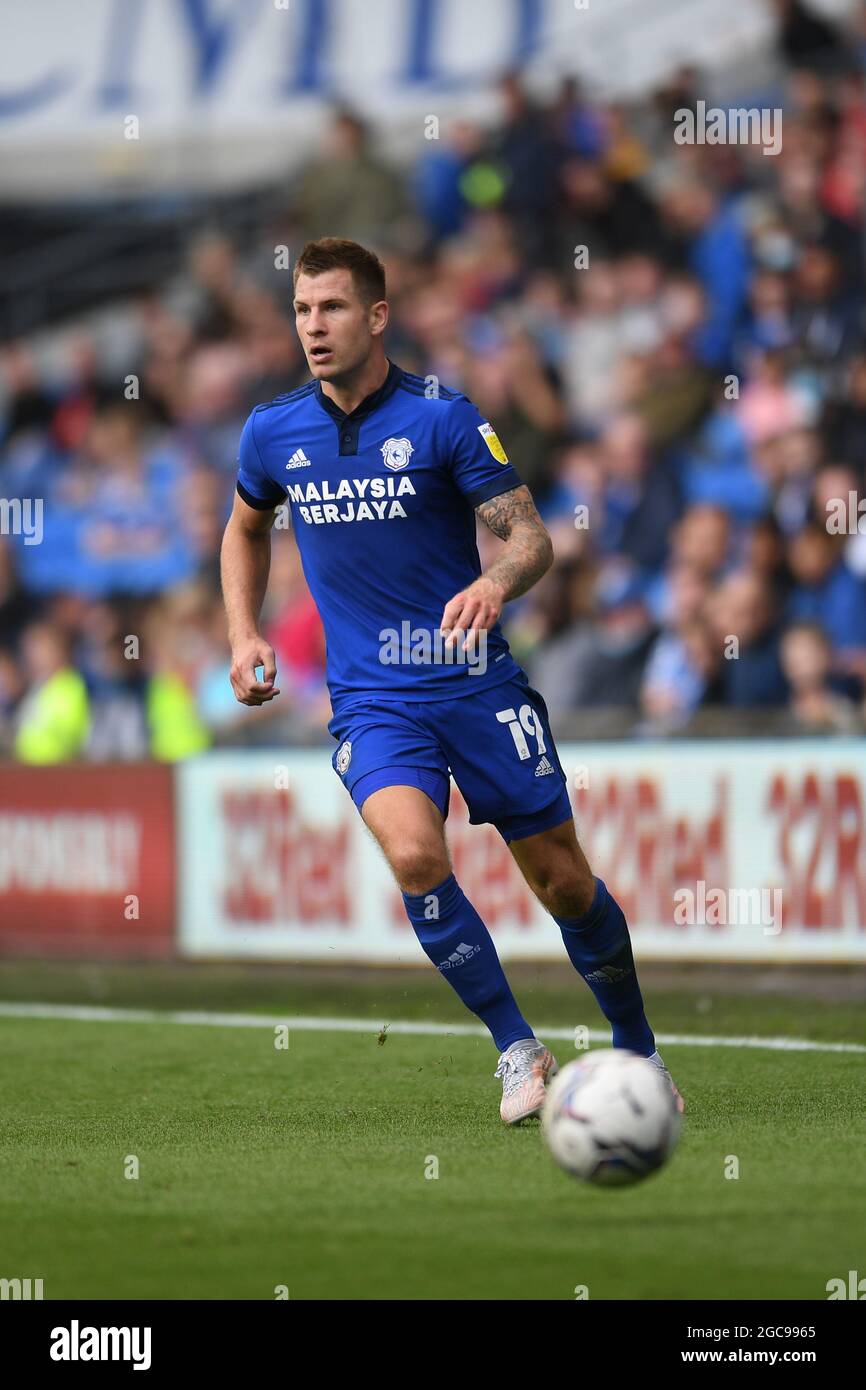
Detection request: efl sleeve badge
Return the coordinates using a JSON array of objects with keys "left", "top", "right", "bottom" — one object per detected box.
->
[{"left": 477, "top": 421, "right": 509, "bottom": 464}]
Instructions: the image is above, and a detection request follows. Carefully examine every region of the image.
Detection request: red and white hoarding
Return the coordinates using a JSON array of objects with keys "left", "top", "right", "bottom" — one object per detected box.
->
[
  {"left": 0, "top": 765, "right": 175, "bottom": 957},
  {"left": 178, "top": 742, "right": 866, "bottom": 963}
]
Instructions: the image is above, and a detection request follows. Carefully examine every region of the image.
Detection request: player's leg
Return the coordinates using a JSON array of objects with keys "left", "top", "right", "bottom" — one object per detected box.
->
[
  {"left": 508, "top": 816, "right": 654, "bottom": 1053},
  {"left": 357, "top": 782, "right": 540, "bottom": 1094},
  {"left": 359, "top": 783, "right": 451, "bottom": 891},
  {"left": 508, "top": 816, "right": 684, "bottom": 1110},
  {"left": 435, "top": 675, "right": 680, "bottom": 1110}
]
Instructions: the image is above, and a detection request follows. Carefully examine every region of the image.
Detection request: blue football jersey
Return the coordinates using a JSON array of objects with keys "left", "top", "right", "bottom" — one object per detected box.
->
[{"left": 236, "top": 359, "right": 525, "bottom": 708}]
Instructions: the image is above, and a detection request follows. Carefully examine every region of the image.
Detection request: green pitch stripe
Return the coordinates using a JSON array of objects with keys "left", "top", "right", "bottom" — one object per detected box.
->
[{"left": 0, "top": 1001, "right": 863, "bottom": 1054}]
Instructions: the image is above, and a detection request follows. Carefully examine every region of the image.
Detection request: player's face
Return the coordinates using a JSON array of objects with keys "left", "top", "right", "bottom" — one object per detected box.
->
[{"left": 293, "top": 269, "right": 383, "bottom": 381}]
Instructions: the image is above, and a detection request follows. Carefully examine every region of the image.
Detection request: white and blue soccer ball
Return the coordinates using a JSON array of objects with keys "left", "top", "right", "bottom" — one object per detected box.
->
[{"left": 541, "top": 1049, "right": 682, "bottom": 1187}]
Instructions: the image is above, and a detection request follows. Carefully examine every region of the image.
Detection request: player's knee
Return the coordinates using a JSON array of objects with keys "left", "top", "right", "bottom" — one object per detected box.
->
[
  {"left": 388, "top": 840, "right": 449, "bottom": 895},
  {"left": 534, "top": 862, "right": 594, "bottom": 918}
]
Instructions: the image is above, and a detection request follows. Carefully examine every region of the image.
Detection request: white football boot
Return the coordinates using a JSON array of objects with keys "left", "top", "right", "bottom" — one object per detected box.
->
[
  {"left": 495, "top": 1038, "right": 559, "bottom": 1124},
  {"left": 648, "top": 1049, "right": 685, "bottom": 1113}
]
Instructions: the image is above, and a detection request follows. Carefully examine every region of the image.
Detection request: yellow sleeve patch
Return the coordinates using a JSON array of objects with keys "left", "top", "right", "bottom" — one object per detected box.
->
[{"left": 478, "top": 421, "right": 509, "bottom": 465}]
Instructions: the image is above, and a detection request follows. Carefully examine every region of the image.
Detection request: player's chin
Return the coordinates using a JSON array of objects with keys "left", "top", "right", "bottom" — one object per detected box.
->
[{"left": 307, "top": 351, "right": 338, "bottom": 377}]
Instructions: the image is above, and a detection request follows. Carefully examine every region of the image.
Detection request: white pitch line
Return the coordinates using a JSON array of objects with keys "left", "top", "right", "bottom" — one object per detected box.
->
[{"left": 0, "top": 1002, "right": 863, "bottom": 1055}]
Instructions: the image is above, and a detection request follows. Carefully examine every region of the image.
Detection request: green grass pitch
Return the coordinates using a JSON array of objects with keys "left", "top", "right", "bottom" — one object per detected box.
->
[{"left": 0, "top": 962, "right": 864, "bottom": 1300}]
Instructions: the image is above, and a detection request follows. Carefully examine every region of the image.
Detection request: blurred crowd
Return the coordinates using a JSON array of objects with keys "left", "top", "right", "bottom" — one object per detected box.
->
[{"left": 3, "top": 0, "right": 866, "bottom": 760}]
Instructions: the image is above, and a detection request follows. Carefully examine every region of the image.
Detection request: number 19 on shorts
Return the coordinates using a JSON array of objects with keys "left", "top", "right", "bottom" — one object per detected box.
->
[{"left": 496, "top": 704, "right": 547, "bottom": 761}]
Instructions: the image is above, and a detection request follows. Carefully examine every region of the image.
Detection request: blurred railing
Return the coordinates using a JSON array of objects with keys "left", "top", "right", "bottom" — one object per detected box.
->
[
  {"left": 196, "top": 706, "right": 863, "bottom": 750},
  {"left": 0, "top": 185, "right": 288, "bottom": 340}
]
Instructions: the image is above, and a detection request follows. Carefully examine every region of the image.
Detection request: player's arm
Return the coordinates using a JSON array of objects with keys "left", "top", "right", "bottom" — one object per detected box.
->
[
  {"left": 220, "top": 491, "right": 282, "bottom": 705},
  {"left": 475, "top": 484, "right": 554, "bottom": 600},
  {"left": 440, "top": 485, "right": 553, "bottom": 648}
]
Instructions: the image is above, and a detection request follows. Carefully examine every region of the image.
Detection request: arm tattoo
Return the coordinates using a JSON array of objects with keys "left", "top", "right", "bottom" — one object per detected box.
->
[{"left": 475, "top": 485, "right": 554, "bottom": 602}]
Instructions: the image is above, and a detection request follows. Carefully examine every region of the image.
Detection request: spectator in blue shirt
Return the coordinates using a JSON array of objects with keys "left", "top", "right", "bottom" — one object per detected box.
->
[
  {"left": 707, "top": 570, "right": 789, "bottom": 706},
  {"left": 787, "top": 521, "right": 866, "bottom": 660}
]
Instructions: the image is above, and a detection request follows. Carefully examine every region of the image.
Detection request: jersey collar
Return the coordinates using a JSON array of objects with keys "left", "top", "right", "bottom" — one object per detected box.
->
[{"left": 314, "top": 357, "right": 403, "bottom": 423}]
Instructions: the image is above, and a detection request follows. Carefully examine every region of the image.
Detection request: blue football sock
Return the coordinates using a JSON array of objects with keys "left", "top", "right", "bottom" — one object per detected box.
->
[
  {"left": 554, "top": 878, "right": 655, "bottom": 1055},
  {"left": 402, "top": 873, "right": 534, "bottom": 1052}
]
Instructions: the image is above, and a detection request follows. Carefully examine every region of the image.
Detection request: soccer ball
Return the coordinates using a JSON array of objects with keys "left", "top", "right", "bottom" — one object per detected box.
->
[{"left": 541, "top": 1049, "right": 682, "bottom": 1187}]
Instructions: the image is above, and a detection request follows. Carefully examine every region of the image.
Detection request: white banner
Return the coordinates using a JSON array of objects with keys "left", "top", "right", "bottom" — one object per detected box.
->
[
  {"left": 0, "top": 0, "right": 791, "bottom": 196},
  {"left": 178, "top": 740, "right": 866, "bottom": 962}
]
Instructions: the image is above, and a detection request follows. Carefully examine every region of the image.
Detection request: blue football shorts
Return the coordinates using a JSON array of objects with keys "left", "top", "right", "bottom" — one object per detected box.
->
[{"left": 328, "top": 671, "right": 574, "bottom": 844}]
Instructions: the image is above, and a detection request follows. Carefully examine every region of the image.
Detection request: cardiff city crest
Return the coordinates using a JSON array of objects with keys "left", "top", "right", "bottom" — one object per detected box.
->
[{"left": 381, "top": 437, "right": 414, "bottom": 471}]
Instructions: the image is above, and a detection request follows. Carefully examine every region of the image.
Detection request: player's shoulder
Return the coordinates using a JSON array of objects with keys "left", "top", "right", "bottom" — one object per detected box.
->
[
  {"left": 242, "top": 379, "right": 317, "bottom": 448},
  {"left": 250, "top": 379, "right": 318, "bottom": 420},
  {"left": 395, "top": 367, "right": 467, "bottom": 410},
  {"left": 395, "top": 369, "right": 486, "bottom": 442}
]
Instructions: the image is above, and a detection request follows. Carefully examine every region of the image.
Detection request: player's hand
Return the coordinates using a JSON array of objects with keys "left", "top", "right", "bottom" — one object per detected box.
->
[
  {"left": 440, "top": 576, "right": 506, "bottom": 651},
  {"left": 229, "top": 636, "right": 281, "bottom": 705}
]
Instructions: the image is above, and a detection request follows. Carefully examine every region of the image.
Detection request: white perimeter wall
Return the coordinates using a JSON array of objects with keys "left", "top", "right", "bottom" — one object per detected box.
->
[{"left": 178, "top": 740, "right": 866, "bottom": 963}]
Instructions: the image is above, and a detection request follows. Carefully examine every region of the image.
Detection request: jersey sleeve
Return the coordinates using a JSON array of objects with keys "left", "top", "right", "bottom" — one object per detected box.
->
[
  {"left": 236, "top": 410, "right": 286, "bottom": 510},
  {"left": 443, "top": 396, "right": 523, "bottom": 506}
]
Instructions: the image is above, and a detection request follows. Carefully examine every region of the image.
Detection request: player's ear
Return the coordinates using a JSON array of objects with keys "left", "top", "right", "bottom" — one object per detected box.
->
[{"left": 369, "top": 299, "right": 389, "bottom": 336}]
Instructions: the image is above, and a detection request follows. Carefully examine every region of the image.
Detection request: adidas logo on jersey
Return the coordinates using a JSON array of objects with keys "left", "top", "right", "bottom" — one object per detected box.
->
[
  {"left": 437, "top": 941, "right": 481, "bottom": 972},
  {"left": 286, "top": 448, "right": 311, "bottom": 469},
  {"left": 534, "top": 756, "right": 555, "bottom": 777}
]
